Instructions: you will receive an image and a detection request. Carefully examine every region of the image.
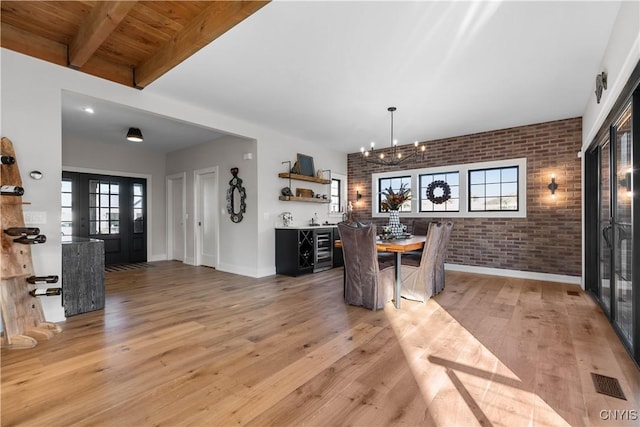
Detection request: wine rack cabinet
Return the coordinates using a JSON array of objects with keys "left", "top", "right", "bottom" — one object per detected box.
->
[{"left": 0, "top": 136, "right": 61, "bottom": 349}]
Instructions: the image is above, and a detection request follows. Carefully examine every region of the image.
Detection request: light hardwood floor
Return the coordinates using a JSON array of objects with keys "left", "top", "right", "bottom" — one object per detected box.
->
[{"left": 1, "top": 262, "right": 639, "bottom": 426}]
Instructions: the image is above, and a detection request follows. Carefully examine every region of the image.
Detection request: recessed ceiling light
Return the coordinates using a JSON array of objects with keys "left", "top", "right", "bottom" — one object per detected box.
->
[{"left": 83, "top": 107, "right": 94, "bottom": 114}]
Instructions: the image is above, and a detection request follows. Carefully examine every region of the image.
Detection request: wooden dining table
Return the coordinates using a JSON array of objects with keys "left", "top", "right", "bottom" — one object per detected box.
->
[{"left": 335, "top": 235, "right": 426, "bottom": 309}]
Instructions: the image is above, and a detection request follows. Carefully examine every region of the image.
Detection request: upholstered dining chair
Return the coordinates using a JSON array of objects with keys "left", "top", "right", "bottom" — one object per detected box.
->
[
  {"left": 434, "top": 221, "right": 453, "bottom": 295},
  {"left": 411, "top": 220, "right": 430, "bottom": 236},
  {"left": 400, "top": 221, "right": 444, "bottom": 302},
  {"left": 338, "top": 222, "right": 395, "bottom": 310},
  {"left": 402, "top": 220, "right": 435, "bottom": 266}
]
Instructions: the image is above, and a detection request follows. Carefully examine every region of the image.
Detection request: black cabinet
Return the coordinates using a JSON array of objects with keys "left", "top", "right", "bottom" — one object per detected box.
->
[{"left": 276, "top": 228, "right": 334, "bottom": 276}]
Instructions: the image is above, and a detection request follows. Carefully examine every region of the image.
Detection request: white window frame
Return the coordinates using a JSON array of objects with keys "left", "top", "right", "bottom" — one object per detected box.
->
[
  {"left": 328, "top": 172, "right": 348, "bottom": 218},
  {"left": 371, "top": 158, "right": 527, "bottom": 219}
]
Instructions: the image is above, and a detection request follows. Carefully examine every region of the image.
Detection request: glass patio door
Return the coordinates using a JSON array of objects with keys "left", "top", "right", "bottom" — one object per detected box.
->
[
  {"left": 598, "top": 138, "right": 612, "bottom": 316},
  {"left": 613, "top": 105, "right": 633, "bottom": 346}
]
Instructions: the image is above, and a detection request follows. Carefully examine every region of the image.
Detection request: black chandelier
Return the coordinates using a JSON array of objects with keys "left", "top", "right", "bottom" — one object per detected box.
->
[{"left": 360, "top": 107, "right": 425, "bottom": 166}]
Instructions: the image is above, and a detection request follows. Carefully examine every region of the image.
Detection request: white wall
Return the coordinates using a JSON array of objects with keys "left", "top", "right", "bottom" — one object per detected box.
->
[
  {"left": 62, "top": 136, "right": 167, "bottom": 260},
  {"left": 1, "top": 49, "right": 347, "bottom": 322},
  {"left": 165, "top": 135, "right": 259, "bottom": 275},
  {"left": 582, "top": 0, "right": 640, "bottom": 148},
  {"left": 256, "top": 135, "right": 347, "bottom": 276}
]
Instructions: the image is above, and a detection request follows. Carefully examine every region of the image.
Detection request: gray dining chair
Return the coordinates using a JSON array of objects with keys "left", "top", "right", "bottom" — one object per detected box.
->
[
  {"left": 403, "top": 220, "right": 437, "bottom": 266},
  {"left": 338, "top": 222, "right": 394, "bottom": 310},
  {"left": 434, "top": 221, "right": 453, "bottom": 295},
  {"left": 400, "top": 222, "right": 444, "bottom": 302}
]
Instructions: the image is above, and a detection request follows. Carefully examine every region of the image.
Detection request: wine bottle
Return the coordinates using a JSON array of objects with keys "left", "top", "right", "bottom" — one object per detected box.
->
[
  {"left": 1, "top": 185, "right": 24, "bottom": 196},
  {"left": 26, "top": 275, "right": 59, "bottom": 284},
  {"left": 4, "top": 227, "right": 40, "bottom": 236},
  {"left": 13, "top": 234, "right": 46, "bottom": 244},
  {"left": 1, "top": 155, "right": 16, "bottom": 165},
  {"left": 29, "top": 288, "right": 62, "bottom": 297}
]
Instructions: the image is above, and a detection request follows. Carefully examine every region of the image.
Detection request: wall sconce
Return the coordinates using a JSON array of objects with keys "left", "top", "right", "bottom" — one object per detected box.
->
[
  {"left": 356, "top": 190, "right": 363, "bottom": 202},
  {"left": 595, "top": 72, "right": 607, "bottom": 104},
  {"left": 548, "top": 174, "right": 558, "bottom": 197}
]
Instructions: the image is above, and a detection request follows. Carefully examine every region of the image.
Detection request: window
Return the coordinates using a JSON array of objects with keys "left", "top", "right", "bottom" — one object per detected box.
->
[
  {"left": 378, "top": 176, "right": 412, "bottom": 212},
  {"left": 328, "top": 173, "right": 347, "bottom": 216},
  {"left": 133, "top": 183, "right": 144, "bottom": 233},
  {"left": 330, "top": 178, "right": 341, "bottom": 213},
  {"left": 469, "top": 166, "right": 519, "bottom": 211},
  {"left": 89, "top": 180, "right": 120, "bottom": 235},
  {"left": 371, "top": 158, "right": 526, "bottom": 218},
  {"left": 61, "top": 180, "right": 73, "bottom": 236},
  {"left": 419, "top": 172, "right": 459, "bottom": 212}
]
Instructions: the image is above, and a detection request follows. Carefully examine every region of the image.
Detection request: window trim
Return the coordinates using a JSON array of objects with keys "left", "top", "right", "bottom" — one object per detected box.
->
[{"left": 371, "top": 157, "right": 527, "bottom": 218}]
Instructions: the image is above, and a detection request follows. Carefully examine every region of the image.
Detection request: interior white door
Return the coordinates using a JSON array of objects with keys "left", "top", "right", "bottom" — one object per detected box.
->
[
  {"left": 197, "top": 170, "right": 218, "bottom": 268},
  {"left": 170, "top": 176, "right": 185, "bottom": 261}
]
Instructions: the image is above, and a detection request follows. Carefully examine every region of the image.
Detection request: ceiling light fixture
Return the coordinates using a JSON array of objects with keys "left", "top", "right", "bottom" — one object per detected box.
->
[
  {"left": 83, "top": 107, "right": 94, "bottom": 114},
  {"left": 126, "top": 127, "right": 143, "bottom": 142},
  {"left": 360, "top": 107, "right": 425, "bottom": 166}
]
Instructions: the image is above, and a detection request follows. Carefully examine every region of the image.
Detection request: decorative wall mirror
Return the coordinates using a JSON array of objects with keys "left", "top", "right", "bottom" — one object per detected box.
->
[{"left": 226, "top": 167, "right": 246, "bottom": 223}]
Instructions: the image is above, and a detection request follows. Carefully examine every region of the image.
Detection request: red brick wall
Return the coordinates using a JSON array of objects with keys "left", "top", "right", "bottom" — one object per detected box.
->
[{"left": 347, "top": 117, "right": 582, "bottom": 277}]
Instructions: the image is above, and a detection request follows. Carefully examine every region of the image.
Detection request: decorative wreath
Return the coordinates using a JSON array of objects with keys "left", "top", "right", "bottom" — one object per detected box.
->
[{"left": 426, "top": 180, "right": 451, "bottom": 205}]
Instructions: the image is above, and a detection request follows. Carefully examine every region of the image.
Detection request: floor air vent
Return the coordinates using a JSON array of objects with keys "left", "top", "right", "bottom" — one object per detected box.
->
[
  {"left": 567, "top": 290, "right": 580, "bottom": 296},
  {"left": 591, "top": 373, "right": 626, "bottom": 400}
]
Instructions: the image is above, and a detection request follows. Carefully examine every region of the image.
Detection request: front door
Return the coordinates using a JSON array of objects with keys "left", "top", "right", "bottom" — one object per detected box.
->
[{"left": 63, "top": 172, "right": 147, "bottom": 265}]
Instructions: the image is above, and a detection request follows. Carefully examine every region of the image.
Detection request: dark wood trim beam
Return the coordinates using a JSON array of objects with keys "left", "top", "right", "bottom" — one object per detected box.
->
[
  {"left": 134, "top": 0, "right": 269, "bottom": 88},
  {"left": 68, "top": 1, "right": 138, "bottom": 69}
]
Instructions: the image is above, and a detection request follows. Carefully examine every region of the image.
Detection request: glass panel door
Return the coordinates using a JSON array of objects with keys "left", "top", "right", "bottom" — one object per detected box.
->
[
  {"left": 614, "top": 105, "right": 633, "bottom": 347},
  {"left": 599, "top": 138, "right": 612, "bottom": 315}
]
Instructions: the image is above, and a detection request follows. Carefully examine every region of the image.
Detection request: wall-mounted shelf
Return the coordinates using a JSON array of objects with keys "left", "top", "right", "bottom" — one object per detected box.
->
[
  {"left": 279, "top": 195, "right": 330, "bottom": 203},
  {"left": 278, "top": 172, "right": 331, "bottom": 185}
]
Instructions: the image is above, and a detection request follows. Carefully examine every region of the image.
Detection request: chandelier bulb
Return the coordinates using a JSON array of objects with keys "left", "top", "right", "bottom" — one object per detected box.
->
[
  {"left": 393, "top": 139, "right": 398, "bottom": 146},
  {"left": 360, "top": 147, "right": 365, "bottom": 153},
  {"left": 380, "top": 153, "right": 384, "bottom": 159},
  {"left": 371, "top": 141, "right": 375, "bottom": 148},
  {"left": 414, "top": 141, "right": 419, "bottom": 147}
]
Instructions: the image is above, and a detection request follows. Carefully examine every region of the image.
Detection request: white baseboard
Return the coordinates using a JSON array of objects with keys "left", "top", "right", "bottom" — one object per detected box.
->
[
  {"left": 148, "top": 254, "right": 167, "bottom": 262},
  {"left": 183, "top": 257, "right": 196, "bottom": 266},
  {"left": 445, "top": 263, "right": 582, "bottom": 286},
  {"left": 257, "top": 267, "right": 276, "bottom": 278},
  {"left": 216, "top": 262, "right": 261, "bottom": 278}
]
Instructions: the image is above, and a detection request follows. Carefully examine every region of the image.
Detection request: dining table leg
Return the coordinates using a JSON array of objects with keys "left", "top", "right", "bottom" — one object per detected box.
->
[{"left": 394, "top": 251, "right": 401, "bottom": 309}]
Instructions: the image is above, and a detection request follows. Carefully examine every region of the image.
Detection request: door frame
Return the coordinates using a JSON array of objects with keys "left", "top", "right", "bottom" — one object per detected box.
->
[
  {"left": 194, "top": 166, "right": 219, "bottom": 268},
  {"left": 62, "top": 166, "right": 153, "bottom": 261},
  {"left": 166, "top": 172, "right": 187, "bottom": 262}
]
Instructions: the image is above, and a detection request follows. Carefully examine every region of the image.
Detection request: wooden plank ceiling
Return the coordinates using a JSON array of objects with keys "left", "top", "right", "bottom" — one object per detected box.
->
[{"left": 0, "top": 1, "right": 269, "bottom": 89}]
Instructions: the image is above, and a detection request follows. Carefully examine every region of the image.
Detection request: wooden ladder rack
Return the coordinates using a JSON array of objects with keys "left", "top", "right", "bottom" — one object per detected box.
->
[{"left": 1, "top": 136, "right": 61, "bottom": 349}]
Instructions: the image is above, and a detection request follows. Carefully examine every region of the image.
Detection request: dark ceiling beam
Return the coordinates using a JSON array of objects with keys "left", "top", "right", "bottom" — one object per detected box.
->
[
  {"left": 134, "top": 0, "right": 270, "bottom": 89},
  {"left": 68, "top": 1, "right": 138, "bottom": 69}
]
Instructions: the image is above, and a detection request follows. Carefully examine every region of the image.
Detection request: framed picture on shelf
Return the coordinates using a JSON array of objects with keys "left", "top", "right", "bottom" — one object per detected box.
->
[{"left": 297, "top": 153, "right": 315, "bottom": 177}]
